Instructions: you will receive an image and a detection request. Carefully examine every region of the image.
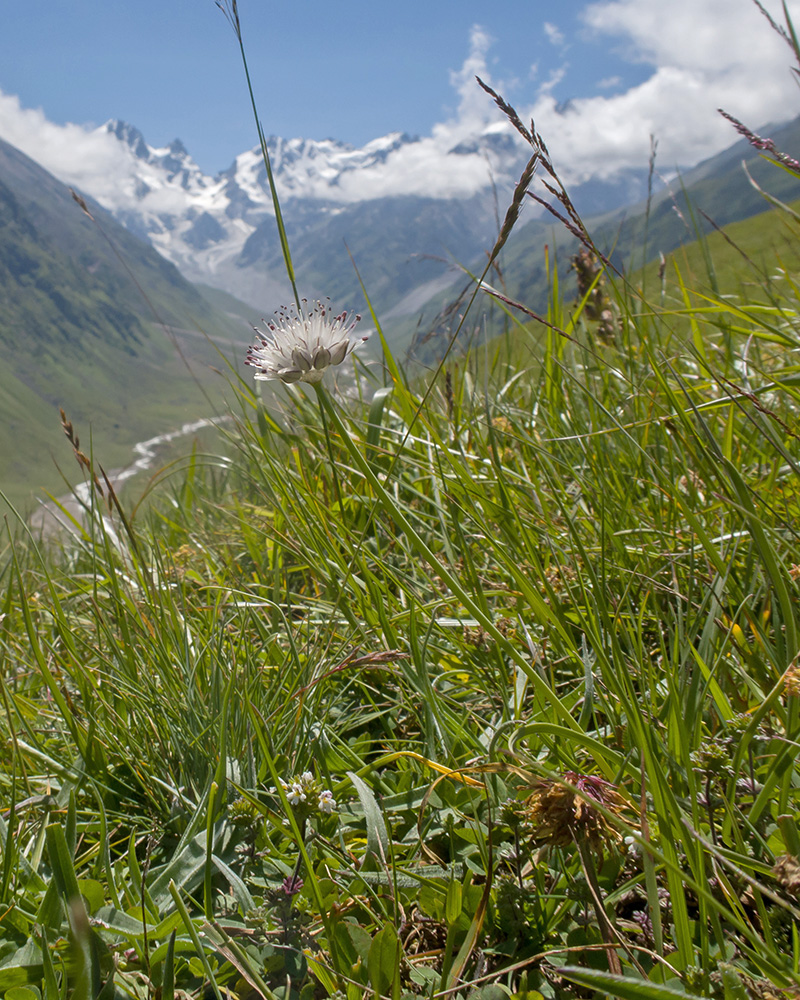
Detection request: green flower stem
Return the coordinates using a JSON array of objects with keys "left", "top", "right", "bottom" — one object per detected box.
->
[
  {"left": 251, "top": 716, "right": 343, "bottom": 985},
  {"left": 223, "top": 3, "right": 300, "bottom": 310},
  {"left": 314, "top": 383, "right": 579, "bottom": 732},
  {"left": 169, "top": 880, "right": 224, "bottom": 1000},
  {"left": 575, "top": 836, "right": 624, "bottom": 976},
  {"left": 316, "top": 387, "right": 343, "bottom": 511}
]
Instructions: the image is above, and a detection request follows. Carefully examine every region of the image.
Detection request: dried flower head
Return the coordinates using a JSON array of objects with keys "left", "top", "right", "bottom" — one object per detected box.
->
[
  {"left": 246, "top": 300, "right": 364, "bottom": 385},
  {"left": 525, "top": 771, "right": 629, "bottom": 854},
  {"left": 571, "top": 247, "right": 616, "bottom": 345},
  {"left": 773, "top": 854, "right": 800, "bottom": 897},
  {"left": 784, "top": 664, "right": 800, "bottom": 698}
]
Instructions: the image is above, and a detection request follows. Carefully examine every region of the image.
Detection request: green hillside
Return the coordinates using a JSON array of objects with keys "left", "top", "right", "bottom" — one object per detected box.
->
[
  {"left": 640, "top": 196, "right": 800, "bottom": 298},
  {"left": 0, "top": 139, "right": 258, "bottom": 510},
  {"left": 195, "top": 281, "right": 267, "bottom": 328}
]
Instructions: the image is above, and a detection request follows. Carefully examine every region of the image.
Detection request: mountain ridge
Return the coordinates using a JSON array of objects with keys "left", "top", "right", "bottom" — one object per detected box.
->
[
  {"left": 2, "top": 109, "right": 800, "bottom": 503},
  {"left": 85, "top": 116, "right": 654, "bottom": 317},
  {"left": 398, "top": 115, "right": 800, "bottom": 362}
]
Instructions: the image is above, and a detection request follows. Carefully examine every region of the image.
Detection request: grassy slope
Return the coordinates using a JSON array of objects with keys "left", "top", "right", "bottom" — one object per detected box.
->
[
  {"left": 0, "top": 316, "right": 250, "bottom": 513},
  {"left": 640, "top": 197, "right": 800, "bottom": 296},
  {"left": 195, "top": 281, "right": 268, "bottom": 328},
  {"left": 2, "top": 178, "right": 800, "bottom": 998}
]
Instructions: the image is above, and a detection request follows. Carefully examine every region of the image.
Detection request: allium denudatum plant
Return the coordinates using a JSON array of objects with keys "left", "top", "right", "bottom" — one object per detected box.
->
[
  {"left": 4, "top": 2, "right": 800, "bottom": 998},
  {"left": 246, "top": 301, "right": 366, "bottom": 386}
]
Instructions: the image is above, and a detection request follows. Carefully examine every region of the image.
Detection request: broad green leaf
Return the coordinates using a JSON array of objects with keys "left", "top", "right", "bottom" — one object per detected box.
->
[
  {"left": 347, "top": 771, "right": 389, "bottom": 871},
  {"left": 76, "top": 879, "right": 104, "bottom": 916},
  {"left": 211, "top": 854, "right": 255, "bottom": 914},
  {"left": 368, "top": 922, "right": 401, "bottom": 997},
  {"left": 5, "top": 986, "right": 42, "bottom": 1000},
  {"left": 721, "top": 966, "right": 749, "bottom": 1000},
  {"left": 44, "top": 824, "right": 81, "bottom": 905},
  {"left": 444, "top": 879, "right": 462, "bottom": 926},
  {"left": 0, "top": 940, "right": 43, "bottom": 989},
  {"left": 92, "top": 906, "right": 158, "bottom": 938},
  {"left": 35, "top": 883, "right": 63, "bottom": 932},
  {"left": 306, "top": 955, "right": 338, "bottom": 996},
  {"left": 162, "top": 930, "right": 176, "bottom": 1000},
  {"left": 560, "top": 967, "right": 701, "bottom": 999},
  {"left": 148, "top": 936, "right": 207, "bottom": 966},
  {"left": 149, "top": 833, "right": 207, "bottom": 905}
]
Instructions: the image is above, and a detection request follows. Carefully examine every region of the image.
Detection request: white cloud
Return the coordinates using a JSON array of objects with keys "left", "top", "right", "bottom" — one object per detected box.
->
[
  {"left": 446, "top": 24, "right": 500, "bottom": 137},
  {"left": 596, "top": 75, "right": 622, "bottom": 90},
  {"left": 532, "top": 0, "right": 800, "bottom": 183},
  {"left": 1, "top": 2, "right": 800, "bottom": 211},
  {"left": 0, "top": 92, "right": 131, "bottom": 200},
  {"left": 582, "top": 0, "right": 796, "bottom": 74},
  {"left": 257, "top": 24, "right": 520, "bottom": 202},
  {"left": 0, "top": 90, "right": 227, "bottom": 219},
  {"left": 537, "top": 65, "right": 568, "bottom": 98},
  {"left": 0, "top": 25, "right": 515, "bottom": 207},
  {"left": 543, "top": 22, "right": 566, "bottom": 47}
]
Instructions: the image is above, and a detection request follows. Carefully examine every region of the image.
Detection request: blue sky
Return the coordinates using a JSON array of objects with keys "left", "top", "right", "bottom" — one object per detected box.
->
[
  {"left": 1, "top": 0, "right": 798, "bottom": 187},
  {"left": 2, "top": 0, "right": 650, "bottom": 174}
]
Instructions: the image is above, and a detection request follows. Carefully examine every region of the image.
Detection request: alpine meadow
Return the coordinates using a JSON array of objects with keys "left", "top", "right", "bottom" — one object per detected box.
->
[{"left": 5, "top": 3, "right": 800, "bottom": 999}]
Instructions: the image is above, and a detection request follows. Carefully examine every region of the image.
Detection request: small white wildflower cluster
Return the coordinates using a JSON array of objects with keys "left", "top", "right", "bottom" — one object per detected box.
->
[
  {"left": 318, "top": 789, "right": 337, "bottom": 814},
  {"left": 273, "top": 771, "right": 337, "bottom": 816},
  {"left": 246, "top": 300, "right": 365, "bottom": 386},
  {"left": 623, "top": 835, "right": 641, "bottom": 857}
]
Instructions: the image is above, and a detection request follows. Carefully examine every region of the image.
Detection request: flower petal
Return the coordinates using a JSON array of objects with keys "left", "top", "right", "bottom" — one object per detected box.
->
[
  {"left": 312, "top": 345, "right": 331, "bottom": 369},
  {"left": 328, "top": 341, "right": 349, "bottom": 366},
  {"left": 245, "top": 301, "right": 364, "bottom": 386},
  {"left": 292, "top": 348, "right": 312, "bottom": 372}
]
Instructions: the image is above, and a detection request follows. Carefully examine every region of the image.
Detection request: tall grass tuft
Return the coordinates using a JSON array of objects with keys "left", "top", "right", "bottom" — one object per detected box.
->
[{"left": 2, "top": 6, "right": 800, "bottom": 1000}]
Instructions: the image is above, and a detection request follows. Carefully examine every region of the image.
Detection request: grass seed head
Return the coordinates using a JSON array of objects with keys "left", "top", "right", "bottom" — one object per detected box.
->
[{"left": 784, "top": 664, "right": 800, "bottom": 698}]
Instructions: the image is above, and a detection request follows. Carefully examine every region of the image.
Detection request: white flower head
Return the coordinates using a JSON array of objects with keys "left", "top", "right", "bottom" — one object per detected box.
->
[
  {"left": 246, "top": 300, "right": 364, "bottom": 385},
  {"left": 318, "top": 789, "right": 337, "bottom": 813},
  {"left": 287, "top": 782, "right": 307, "bottom": 807}
]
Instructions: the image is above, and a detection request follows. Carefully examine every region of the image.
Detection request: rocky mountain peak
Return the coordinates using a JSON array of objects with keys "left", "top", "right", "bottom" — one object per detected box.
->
[{"left": 104, "top": 119, "right": 149, "bottom": 160}]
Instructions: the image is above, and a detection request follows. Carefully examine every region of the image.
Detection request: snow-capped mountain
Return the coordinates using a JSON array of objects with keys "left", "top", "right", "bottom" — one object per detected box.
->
[
  {"left": 81, "top": 117, "right": 655, "bottom": 320},
  {"left": 92, "top": 117, "right": 538, "bottom": 313},
  {"left": 100, "top": 120, "right": 257, "bottom": 289}
]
